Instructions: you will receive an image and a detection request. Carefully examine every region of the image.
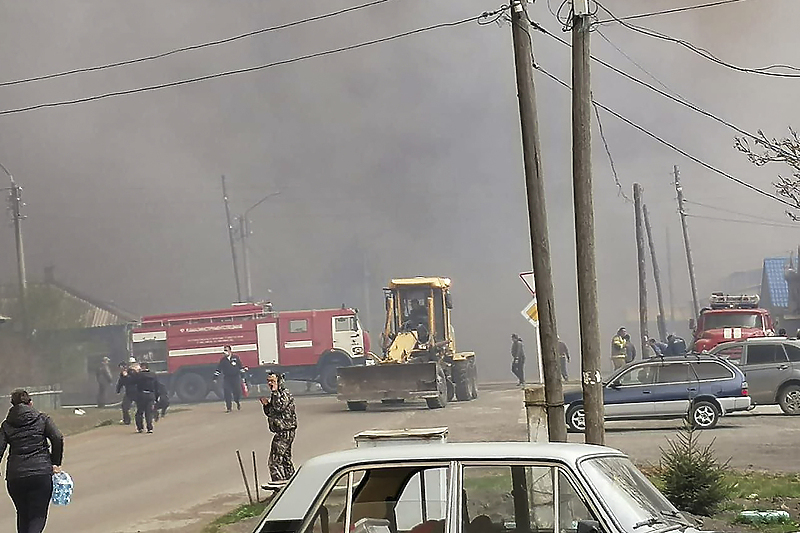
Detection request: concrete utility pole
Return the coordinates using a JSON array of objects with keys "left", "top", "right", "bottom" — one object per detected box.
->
[
  {"left": 1, "top": 163, "right": 27, "bottom": 334},
  {"left": 239, "top": 190, "right": 281, "bottom": 303},
  {"left": 571, "top": 1, "right": 604, "bottom": 445},
  {"left": 510, "top": 0, "right": 566, "bottom": 442},
  {"left": 221, "top": 175, "right": 243, "bottom": 302},
  {"left": 644, "top": 204, "right": 667, "bottom": 341},
  {"left": 633, "top": 184, "right": 649, "bottom": 357},
  {"left": 674, "top": 166, "right": 700, "bottom": 319}
]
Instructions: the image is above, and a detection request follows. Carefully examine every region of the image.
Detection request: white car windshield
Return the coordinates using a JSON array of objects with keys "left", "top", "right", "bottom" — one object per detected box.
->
[{"left": 580, "top": 457, "right": 688, "bottom": 532}]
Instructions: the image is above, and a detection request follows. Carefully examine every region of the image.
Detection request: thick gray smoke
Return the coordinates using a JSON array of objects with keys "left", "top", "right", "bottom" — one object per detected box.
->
[{"left": 0, "top": 0, "right": 798, "bottom": 380}]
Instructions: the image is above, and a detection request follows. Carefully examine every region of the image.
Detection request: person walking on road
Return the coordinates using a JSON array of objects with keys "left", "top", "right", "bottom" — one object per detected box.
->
[
  {"left": 557, "top": 337, "right": 570, "bottom": 381},
  {"left": 510, "top": 334, "right": 525, "bottom": 386},
  {"left": 133, "top": 363, "right": 159, "bottom": 434},
  {"left": 95, "top": 356, "right": 113, "bottom": 408},
  {"left": 214, "top": 345, "right": 247, "bottom": 413},
  {"left": 611, "top": 328, "right": 628, "bottom": 370},
  {"left": 0, "top": 389, "right": 64, "bottom": 533},
  {"left": 260, "top": 372, "right": 297, "bottom": 481},
  {"left": 153, "top": 380, "right": 170, "bottom": 423},
  {"left": 116, "top": 361, "right": 137, "bottom": 425}
]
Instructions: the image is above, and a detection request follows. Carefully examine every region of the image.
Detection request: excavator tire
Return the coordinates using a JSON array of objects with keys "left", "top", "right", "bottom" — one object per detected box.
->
[
  {"left": 426, "top": 367, "right": 449, "bottom": 409},
  {"left": 453, "top": 360, "right": 471, "bottom": 401},
  {"left": 469, "top": 360, "right": 479, "bottom": 399}
]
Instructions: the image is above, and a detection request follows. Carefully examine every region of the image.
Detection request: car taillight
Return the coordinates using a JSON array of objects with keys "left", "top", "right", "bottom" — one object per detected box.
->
[{"left": 741, "top": 381, "right": 748, "bottom": 396}]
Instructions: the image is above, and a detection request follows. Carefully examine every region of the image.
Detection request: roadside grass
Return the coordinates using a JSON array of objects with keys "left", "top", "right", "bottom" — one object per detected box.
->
[
  {"left": 645, "top": 468, "right": 800, "bottom": 533},
  {"left": 47, "top": 406, "right": 190, "bottom": 436},
  {"left": 202, "top": 502, "right": 268, "bottom": 533}
]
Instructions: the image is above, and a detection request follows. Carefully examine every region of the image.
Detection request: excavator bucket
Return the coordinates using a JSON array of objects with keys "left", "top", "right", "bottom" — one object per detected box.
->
[{"left": 337, "top": 362, "right": 440, "bottom": 403}]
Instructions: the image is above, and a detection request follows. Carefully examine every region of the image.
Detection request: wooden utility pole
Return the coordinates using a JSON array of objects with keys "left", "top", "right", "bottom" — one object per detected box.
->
[
  {"left": 2, "top": 163, "right": 27, "bottom": 334},
  {"left": 221, "top": 175, "right": 243, "bottom": 302},
  {"left": 674, "top": 166, "right": 700, "bottom": 318},
  {"left": 633, "top": 184, "right": 649, "bottom": 358},
  {"left": 510, "top": 0, "right": 566, "bottom": 442},
  {"left": 666, "top": 227, "right": 676, "bottom": 324},
  {"left": 644, "top": 204, "right": 667, "bottom": 341},
  {"left": 572, "top": 2, "right": 604, "bottom": 445}
]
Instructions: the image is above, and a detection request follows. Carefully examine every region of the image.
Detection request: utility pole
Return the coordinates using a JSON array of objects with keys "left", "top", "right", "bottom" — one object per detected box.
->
[
  {"left": 666, "top": 227, "right": 676, "bottom": 324},
  {"left": 510, "top": 0, "right": 566, "bottom": 442},
  {"left": 239, "top": 216, "right": 253, "bottom": 302},
  {"left": 633, "top": 184, "right": 649, "bottom": 357},
  {"left": 572, "top": 0, "right": 604, "bottom": 445},
  {"left": 221, "top": 175, "right": 243, "bottom": 302},
  {"left": 644, "top": 204, "right": 667, "bottom": 341},
  {"left": 2, "top": 163, "right": 27, "bottom": 334},
  {"left": 674, "top": 166, "right": 700, "bottom": 319}
]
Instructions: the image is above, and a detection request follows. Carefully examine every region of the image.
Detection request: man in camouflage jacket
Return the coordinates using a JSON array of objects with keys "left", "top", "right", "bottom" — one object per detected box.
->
[{"left": 260, "top": 372, "right": 297, "bottom": 481}]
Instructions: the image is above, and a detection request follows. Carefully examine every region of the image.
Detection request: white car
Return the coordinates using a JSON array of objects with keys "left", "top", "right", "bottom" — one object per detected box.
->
[{"left": 251, "top": 442, "right": 699, "bottom": 533}]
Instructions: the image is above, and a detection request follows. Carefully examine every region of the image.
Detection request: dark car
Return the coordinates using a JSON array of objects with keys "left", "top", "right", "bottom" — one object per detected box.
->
[
  {"left": 710, "top": 337, "right": 800, "bottom": 414},
  {"left": 563, "top": 355, "right": 751, "bottom": 432}
]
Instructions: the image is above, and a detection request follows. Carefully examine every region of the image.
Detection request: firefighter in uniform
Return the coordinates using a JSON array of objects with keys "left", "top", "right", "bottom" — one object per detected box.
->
[
  {"left": 611, "top": 327, "right": 628, "bottom": 370},
  {"left": 133, "top": 362, "right": 160, "bottom": 434},
  {"left": 214, "top": 345, "right": 247, "bottom": 413},
  {"left": 260, "top": 372, "right": 297, "bottom": 481}
]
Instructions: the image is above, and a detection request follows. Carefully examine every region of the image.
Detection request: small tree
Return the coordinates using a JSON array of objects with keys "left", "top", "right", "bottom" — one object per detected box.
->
[
  {"left": 658, "top": 423, "right": 731, "bottom": 516},
  {"left": 735, "top": 129, "right": 800, "bottom": 219}
]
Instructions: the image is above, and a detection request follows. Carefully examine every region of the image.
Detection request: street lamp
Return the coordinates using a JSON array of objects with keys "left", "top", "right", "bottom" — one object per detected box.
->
[{"left": 239, "top": 191, "right": 281, "bottom": 302}]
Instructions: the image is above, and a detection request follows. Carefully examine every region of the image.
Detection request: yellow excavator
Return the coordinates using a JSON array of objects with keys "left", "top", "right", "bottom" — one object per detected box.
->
[{"left": 337, "top": 277, "right": 478, "bottom": 410}]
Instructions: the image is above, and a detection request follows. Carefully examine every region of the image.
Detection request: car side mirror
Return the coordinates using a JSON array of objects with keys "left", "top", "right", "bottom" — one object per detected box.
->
[
  {"left": 608, "top": 381, "right": 620, "bottom": 389},
  {"left": 445, "top": 293, "right": 453, "bottom": 309},
  {"left": 577, "top": 520, "right": 602, "bottom": 533}
]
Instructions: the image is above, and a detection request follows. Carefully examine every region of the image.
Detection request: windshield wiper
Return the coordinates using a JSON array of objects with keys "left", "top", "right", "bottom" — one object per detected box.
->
[{"left": 633, "top": 517, "right": 667, "bottom": 529}]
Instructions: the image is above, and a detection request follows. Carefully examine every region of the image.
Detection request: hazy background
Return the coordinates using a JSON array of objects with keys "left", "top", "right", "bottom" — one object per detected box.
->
[{"left": 1, "top": 0, "right": 798, "bottom": 380}]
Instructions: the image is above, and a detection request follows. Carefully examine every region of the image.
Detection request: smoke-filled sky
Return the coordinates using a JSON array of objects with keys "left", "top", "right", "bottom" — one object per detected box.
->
[{"left": 1, "top": 0, "right": 798, "bottom": 379}]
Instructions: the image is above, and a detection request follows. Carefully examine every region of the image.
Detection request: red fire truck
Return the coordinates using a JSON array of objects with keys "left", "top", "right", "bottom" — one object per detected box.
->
[
  {"left": 130, "top": 303, "right": 370, "bottom": 402},
  {"left": 691, "top": 293, "right": 775, "bottom": 353}
]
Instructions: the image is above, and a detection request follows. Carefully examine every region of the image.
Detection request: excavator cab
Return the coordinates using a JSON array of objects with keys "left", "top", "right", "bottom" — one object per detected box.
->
[{"left": 338, "top": 277, "right": 476, "bottom": 411}]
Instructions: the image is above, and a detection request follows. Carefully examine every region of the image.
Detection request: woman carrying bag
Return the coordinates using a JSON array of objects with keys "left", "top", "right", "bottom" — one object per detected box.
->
[{"left": 0, "top": 389, "right": 65, "bottom": 533}]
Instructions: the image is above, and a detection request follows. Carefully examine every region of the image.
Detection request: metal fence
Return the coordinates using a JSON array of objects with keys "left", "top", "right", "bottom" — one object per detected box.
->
[{"left": 0, "top": 384, "right": 62, "bottom": 411}]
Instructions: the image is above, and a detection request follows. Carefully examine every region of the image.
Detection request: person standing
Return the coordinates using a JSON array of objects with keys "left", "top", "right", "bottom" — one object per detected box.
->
[
  {"left": 133, "top": 363, "right": 159, "bottom": 434},
  {"left": 510, "top": 334, "right": 525, "bottom": 386},
  {"left": 95, "top": 356, "right": 113, "bottom": 408},
  {"left": 0, "top": 389, "right": 64, "bottom": 533},
  {"left": 214, "top": 345, "right": 246, "bottom": 413},
  {"left": 611, "top": 328, "right": 628, "bottom": 370},
  {"left": 624, "top": 333, "right": 637, "bottom": 364},
  {"left": 116, "top": 361, "right": 137, "bottom": 425},
  {"left": 557, "top": 337, "right": 570, "bottom": 381},
  {"left": 259, "top": 372, "right": 297, "bottom": 481},
  {"left": 648, "top": 338, "right": 668, "bottom": 357}
]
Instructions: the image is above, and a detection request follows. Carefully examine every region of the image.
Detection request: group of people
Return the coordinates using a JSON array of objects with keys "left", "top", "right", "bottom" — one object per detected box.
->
[
  {"left": 612, "top": 327, "right": 688, "bottom": 369},
  {"left": 510, "top": 333, "right": 571, "bottom": 385},
  {"left": 116, "top": 360, "right": 169, "bottom": 433}
]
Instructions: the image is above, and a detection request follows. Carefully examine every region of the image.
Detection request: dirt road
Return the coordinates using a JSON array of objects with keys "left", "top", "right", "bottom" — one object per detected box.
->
[{"left": 1, "top": 384, "right": 798, "bottom": 533}]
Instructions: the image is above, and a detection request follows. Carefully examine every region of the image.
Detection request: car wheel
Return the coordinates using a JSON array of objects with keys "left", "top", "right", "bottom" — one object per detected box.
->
[
  {"left": 566, "top": 404, "right": 586, "bottom": 433},
  {"left": 778, "top": 384, "right": 800, "bottom": 415},
  {"left": 690, "top": 400, "right": 719, "bottom": 429}
]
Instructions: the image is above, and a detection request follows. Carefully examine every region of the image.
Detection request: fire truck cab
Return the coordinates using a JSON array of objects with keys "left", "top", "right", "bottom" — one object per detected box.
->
[
  {"left": 691, "top": 293, "right": 774, "bottom": 353},
  {"left": 130, "top": 303, "right": 370, "bottom": 402}
]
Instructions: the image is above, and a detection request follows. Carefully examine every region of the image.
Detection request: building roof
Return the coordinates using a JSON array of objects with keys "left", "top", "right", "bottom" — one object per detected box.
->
[{"left": 762, "top": 257, "right": 790, "bottom": 308}]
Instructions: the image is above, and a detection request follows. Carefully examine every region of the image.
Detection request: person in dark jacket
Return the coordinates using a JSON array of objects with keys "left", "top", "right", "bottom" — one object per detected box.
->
[
  {"left": 510, "top": 334, "right": 525, "bottom": 386},
  {"left": 0, "top": 389, "right": 64, "bottom": 533},
  {"left": 214, "top": 345, "right": 247, "bottom": 413},
  {"left": 153, "top": 380, "right": 170, "bottom": 422},
  {"left": 133, "top": 363, "right": 160, "bottom": 434},
  {"left": 116, "top": 361, "right": 137, "bottom": 425},
  {"left": 260, "top": 372, "right": 297, "bottom": 481},
  {"left": 96, "top": 356, "right": 114, "bottom": 408}
]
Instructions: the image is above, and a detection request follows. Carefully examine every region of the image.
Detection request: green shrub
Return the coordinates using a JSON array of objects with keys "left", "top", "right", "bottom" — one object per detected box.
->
[{"left": 658, "top": 423, "right": 731, "bottom": 516}]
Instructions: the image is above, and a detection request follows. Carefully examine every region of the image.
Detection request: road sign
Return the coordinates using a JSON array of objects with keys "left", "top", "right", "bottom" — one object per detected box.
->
[
  {"left": 521, "top": 298, "right": 539, "bottom": 326},
  {"left": 519, "top": 271, "right": 535, "bottom": 295}
]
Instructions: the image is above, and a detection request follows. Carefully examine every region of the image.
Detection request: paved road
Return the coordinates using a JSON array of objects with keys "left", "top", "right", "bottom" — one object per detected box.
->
[{"left": 1, "top": 385, "right": 798, "bottom": 533}]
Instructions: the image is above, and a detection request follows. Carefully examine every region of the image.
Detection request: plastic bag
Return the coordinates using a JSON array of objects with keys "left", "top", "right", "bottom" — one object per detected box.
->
[{"left": 51, "top": 471, "right": 74, "bottom": 506}]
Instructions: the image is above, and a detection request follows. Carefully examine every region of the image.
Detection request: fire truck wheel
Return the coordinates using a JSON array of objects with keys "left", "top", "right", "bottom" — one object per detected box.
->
[
  {"left": 175, "top": 372, "right": 209, "bottom": 403},
  {"left": 319, "top": 364, "right": 340, "bottom": 394}
]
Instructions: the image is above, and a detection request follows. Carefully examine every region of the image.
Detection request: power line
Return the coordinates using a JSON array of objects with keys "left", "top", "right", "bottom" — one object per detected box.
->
[
  {"left": 0, "top": 0, "right": 394, "bottom": 88},
  {"left": 532, "top": 62, "right": 796, "bottom": 209},
  {"left": 532, "top": 20, "right": 795, "bottom": 161},
  {"left": 684, "top": 199, "right": 797, "bottom": 224},
  {"left": 594, "top": 1, "right": 800, "bottom": 78},
  {"left": 594, "top": 0, "right": 749, "bottom": 25},
  {"left": 685, "top": 213, "right": 799, "bottom": 229},
  {"left": 0, "top": 8, "right": 507, "bottom": 117},
  {"left": 592, "top": 101, "right": 630, "bottom": 202}
]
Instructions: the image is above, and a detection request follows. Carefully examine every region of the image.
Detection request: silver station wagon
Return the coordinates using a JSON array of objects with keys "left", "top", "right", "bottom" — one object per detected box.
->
[{"left": 251, "top": 442, "right": 699, "bottom": 533}]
